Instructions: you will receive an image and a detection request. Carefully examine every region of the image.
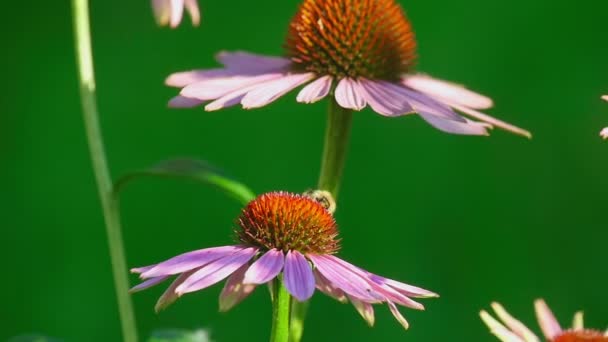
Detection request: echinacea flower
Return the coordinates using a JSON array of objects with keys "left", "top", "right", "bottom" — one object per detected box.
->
[
  {"left": 152, "top": 0, "right": 200, "bottom": 28},
  {"left": 480, "top": 299, "right": 608, "bottom": 342},
  {"left": 601, "top": 95, "right": 608, "bottom": 140},
  {"left": 166, "top": 0, "right": 530, "bottom": 138},
  {"left": 131, "top": 192, "right": 437, "bottom": 330}
]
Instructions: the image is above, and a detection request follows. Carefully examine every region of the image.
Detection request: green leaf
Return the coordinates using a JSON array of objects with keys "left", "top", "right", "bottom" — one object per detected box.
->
[
  {"left": 147, "top": 329, "right": 212, "bottom": 342},
  {"left": 115, "top": 158, "right": 256, "bottom": 205}
]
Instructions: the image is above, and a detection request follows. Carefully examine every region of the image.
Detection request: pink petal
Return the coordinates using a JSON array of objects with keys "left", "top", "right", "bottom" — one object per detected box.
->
[
  {"left": 204, "top": 83, "right": 263, "bottom": 111},
  {"left": 308, "top": 254, "right": 380, "bottom": 302},
  {"left": 357, "top": 79, "right": 414, "bottom": 116},
  {"left": 168, "top": 96, "right": 205, "bottom": 108},
  {"left": 335, "top": 78, "right": 366, "bottom": 110},
  {"left": 152, "top": 0, "right": 172, "bottom": 26},
  {"left": 184, "top": 0, "right": 200, "bottom": 26},
  {"left": 296, "top": 76, "right": 333, "bottom": 104},
  {"left": 243, "top": 249, "right": 285, "bottom": 284},
  {"left": 403, "top": 74, "right": 494, "bottom": 110},
  {"left": 155, "top": 270, "right": 197, "bottom": 312},
  {"left": 130, "top": 276, "right": 169, "bottom": 293},
  {"left": 388, "top": 301, "right": 410, "bottom": 330},
  {"left": 241, "top": 73, "right": 316, "bottom": 109},
  {"left": 350, "top": 296, "right": 375, "bottom": 326},
  {"left": 480, "top": 310, "right": 527, "bottom": 342},
  {"left": 448, "top": 103, "right": 532, "bottom": 138},
  {"left": 219, "top": 263, "right": 257, "bottom": 312},
  {"left": 181, "top": 73, "right": 284, "bottom": 101},
  {"left": 601, "top": 95, "right": 608, "bottom": 102},
  {"left": 369, "top": 274, "right": 438, "bottom": 298},
  {"left": 176, "top": 247, "right": 258, "bottom": 294},
  {"left": 139, "top": 245, "right": 243, "bottom": 278},
  {"left": 534, "top": 299, "right": 562, "bottom": 340},
  {"left": 314, "top": 269, "right": 347, "bottom": 303},
  {"left": 600, "top": 127, "right": 608, "bottom": 140},
  {"left": 166, "top": 69, "right": 246, "bottom": 88},
  {"left": 418, "top": 112, "right": 491, "bottom": 136},
  {"left": 216, "top": 51, "right": 292, "bottom": 73},
  {"left": 491, "top": 302, "right": 539, "bottom": 342},
  {"left": 169, "top": 0, "right": 185, "bottom": 28},
  {"left": 283, "top": 250, "right": 315, "bottom": 302}
]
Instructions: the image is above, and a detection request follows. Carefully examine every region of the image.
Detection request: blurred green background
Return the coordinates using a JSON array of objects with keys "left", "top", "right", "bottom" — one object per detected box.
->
[{"left": 3, "top": 0, "right": 608, "bottom": 341}]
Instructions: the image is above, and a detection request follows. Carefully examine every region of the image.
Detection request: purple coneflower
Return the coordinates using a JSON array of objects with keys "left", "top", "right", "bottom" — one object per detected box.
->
[
  {"left": 601, "top": 95, "right": 608, "bottom": 140},
  {"left": 131, "top": 192, "right": 437, "bottom": 329},
  {"left": 480, "top": 299, "right": 608, "bottom": 342},
  {"left": 165, "top": 0, "right": 530, "bottom": 138},
  {"left": 152, "top": 0, "right": 200, "bottom": 28}
]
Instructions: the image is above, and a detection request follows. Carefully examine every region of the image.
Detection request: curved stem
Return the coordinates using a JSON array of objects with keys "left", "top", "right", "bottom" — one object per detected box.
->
[
  {"left": 289, "top": 99, "right": 354, "bottom": 342},
  {"left": 71, "top": 1, "right": 138, "bottom": 341},
  {"left": 270, "top": 278, "right": 291, "bottom": 342}
]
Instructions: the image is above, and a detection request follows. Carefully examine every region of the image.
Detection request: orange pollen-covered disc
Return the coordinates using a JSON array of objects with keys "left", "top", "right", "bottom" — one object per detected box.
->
[
  {"left": 285, "top": 0, "right": 417, "bottom": 80},
  {"left": 236, "top": 192, "right": 340, "bottom": 254},
  {"left": 553, "top": 330, "right": 608, "bottom": 342}
]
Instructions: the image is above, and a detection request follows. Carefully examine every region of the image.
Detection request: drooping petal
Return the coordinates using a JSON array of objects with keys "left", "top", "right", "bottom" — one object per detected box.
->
[
  {"left": 283, "top": 250, "right": 315, "bottom": 302},
  {"left": 297, "top": 76, "right": 333, "bottom": 104},
  {"left": 241, "top": 73, "right": 316, "bottom": 109},
  {"left": 572, "top": 311, "right": 584, "bottom": 331},
  {"left": 480, "top": 310, "right": 527, "bottom": 342},
  {"left": 155, "top": 270, "right": 197, "bottom": 312},
  {"left": 402, "top": 74, "right": 494, "bottom": 110},
  {"left": 357, "top": 79, "right": 414, "bottom": 116},
  {"left": 534, "top": 299, "right": 562, "bottom": 340},
  {"left": 491, "top": 302, "right": 539, "bottom": 342},
  {"left": 335, "top": 78, "right": 367, "bottom": 111},
  {"left": 184, "top": 0, "right": 200, "bottom": 26},
  {"left": 137, "top": 245, "right": 243, "bottom": 278},
  {"left": 418, "top": 112, "right": 491, "bottom": 136},
  {"left": 314, "top": 269, "right": 347, "bottom": 303},
  {"left": 130, "top": 276, "right": 169, "bottom": 293},
  {"left": 168, "top": 96, "right": 205, "bottom": 108},
  {"left": 368, "top": 274, "right": 438, "bottom": 298},
  {"left": 602, "top": 95, "right": 608, "bottom": 102},
  {"left": 152, "top": 0, "right": 172, "bottom": 26},
  {"left": 600, "top": 127, "right": 608, "bottom": 140},
  {"left": 387, "top": 301, "right": 410, "bottom": 330},
  {"left": 216, "top": 51, "right": 292, "bottom": 73},
  {"left": 176, "top": 247, "right": 258, "bottom": 294},
  {"left": 166, "top": 69, "right": 250, "bottom": 88},
  {"left": 243, "top": 249, "right": 285, "bottom": 285},
  {"left": 181, "top": 73, "right": 284, "bottom": 101},
  {"left": 448, "top": 103, "right": 532, "bottom": 138},
  {"left": 219, "top": 264, "right": 257, "bottom": 312},
  {"left": 350, "top": 296, "right": 375, "bottom": 327},
  {"left": 169, "top": 0, "right": 186, "bottom": 28},
  {"left": 308, "top": 254, "right": 380, "bottom": 302}
]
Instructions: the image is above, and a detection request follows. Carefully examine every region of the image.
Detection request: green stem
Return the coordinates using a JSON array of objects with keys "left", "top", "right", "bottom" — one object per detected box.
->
[
  {"left": 289, "top": 99, "right": 354, "bottom": 342},
  {"left": 71, "top": 1, "right": 138, "bottom": 341},
  {"left": 270, "top": 279, "right": 292, "bottom": 342}
]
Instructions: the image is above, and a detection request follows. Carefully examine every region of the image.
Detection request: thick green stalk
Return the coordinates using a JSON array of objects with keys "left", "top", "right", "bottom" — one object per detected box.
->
[
  {"left": 289, "top": 99, "right": 354, "bottom": 342},
  {"left": 270, "top": 279, "right": 292, "bottom": 342},
  {"left": 71, "top": 1, "right": 138, "bottom": 341}
]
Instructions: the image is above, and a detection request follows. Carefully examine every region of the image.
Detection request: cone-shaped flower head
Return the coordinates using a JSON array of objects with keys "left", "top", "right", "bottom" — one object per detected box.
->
[
  {"left": 166, "top": 0, "right": 530, "bottom": 138},
  {"left": 601, "top": 95, "right": 608, "bottom": 140},
  {"left": 152, "top": 0, "right": 200, "bottom": 28},
  {"left": 480, "top": 299, "right": 608, "bottom": 342},
  {"left": 131, "top": 192, "right": 437, "bottom": 330}
]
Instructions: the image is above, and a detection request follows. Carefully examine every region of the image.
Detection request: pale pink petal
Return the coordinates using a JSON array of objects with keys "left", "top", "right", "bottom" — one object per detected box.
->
[
  {"left": 152, "top": 0, "right": 172, "bottom": 26},
  {"left": 387, "top": 301, "right": 410, "bottom": 330},
  {"left": 181, "top": 73, "right": 284, "bottom": 101},
  {"left": 219, "top": 264, "right": 256, "bottom": 312},
  {"left": 403, "top": 74, "right": 494, "bottom": 110},
  {"left": 418, "top": 112, "right": 491, "bottom": 136},
  {"left": 130, "top": 276, "right": 169, "bottom": 293},
  {"left": 184, "top": 0, "right": 200, "bottom": 26},
  {"left": 480, "top": 310, "right": 527, "bottom": 342},
  {"left": 169, "top": 0, "right": 185, "bottom": 28},
  {"left": 335, "top": 78, "right": 366, "bottom": 110},
  {"left": 572, "top": 311, "right": 584, "bottom": 331},
  {"left": 448, "top": 103, "right": 532, "bottom": 138},
  {"left": 176, "top": 247, "right": 258, "bottom": 294},
  {"left": 602, "top": 95, "right": 608, "bottom": 102},
  {"left": 313, "top": 269, "right": 347, "bottom": 303},
  {"left": 297, "top": 76, "right": 333, "bottom": 104},
  {"left": 283, "top": 250, "right": 315, "bottom": 302},
  {"left": 241, "top": 73, "right": 316, "bottom": 109},
  {"left": 350, "top": 296, "right": 375, "bottom": 326},
  {"left": 600, "top": 127, "right": 608, "bottom": 140},
  {"left": 368, "top": 274, "right": 438, "bottom": 298},
  {"left": 205, "top": 83, "right": 264, "bottom": 111},
  {"left": 131, "top": 264, "right": 158, "bottom": 274},
  {"left": 216, "top": 51, "right": 292, "bottom": 73},
  {"left": 155, "top": 270, "right": 196, "bottom": 312},
  {"left": 357, "top": 79, "right": 414, "bottom": 116},
  {"left": 534, "top": 299, "right": 562, "bottom": 340},
  {"left": 491, "top": 302, "right": 539, "bottom": 342},
  {"left": 168, "top": 96, "right": 205, "bottom": 108},
  {"left": 243, "top": 249, "right": 285, "bottom": 285}
]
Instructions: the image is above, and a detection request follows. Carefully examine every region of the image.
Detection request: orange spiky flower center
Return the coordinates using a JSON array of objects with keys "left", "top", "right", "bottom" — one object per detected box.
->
[
  {"left": 285, "top": 0, "right": 417, "bottom": 80},
  {"left": 236, "top": 192, "right": 340, "bottom": 254},
  {"left": 553, "top": 330, "right": 608, "bottom": 342}
]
